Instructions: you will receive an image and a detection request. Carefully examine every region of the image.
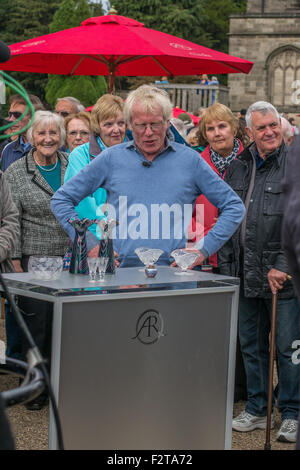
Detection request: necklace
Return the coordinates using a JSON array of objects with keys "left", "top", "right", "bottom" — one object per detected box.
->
[{"left": 34, "top": 154, "right": 59, "bottom": 172}]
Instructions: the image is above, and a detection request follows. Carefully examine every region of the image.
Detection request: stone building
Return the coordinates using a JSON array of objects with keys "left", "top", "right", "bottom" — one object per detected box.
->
[{"left": 228, "top": 0, "right": 300, "bottom": 113}]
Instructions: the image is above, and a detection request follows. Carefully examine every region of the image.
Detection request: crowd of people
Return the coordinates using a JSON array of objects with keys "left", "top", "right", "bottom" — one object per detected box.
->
[{"left": 0, "top": 83, "right": 300, "bottom": 447}]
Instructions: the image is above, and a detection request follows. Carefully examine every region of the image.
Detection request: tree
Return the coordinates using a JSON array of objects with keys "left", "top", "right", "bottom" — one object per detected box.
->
[
  {"left": 49, "top": 0, "right": 78, "bottom": 33},
  {"left": 203, "top": 0, "right": 247, "bottom": 53},
  {"left": 110, "top": 0, "right": 211, "bottom": 90},
  {"left": 89, "top": 1, "right": 104, "bottom": 16},
  {"left": 111, "top": 0, "right": 247, "bottom": 88},
  {"left": 0, "top": 0, "right": 62, "bottom": 104},
  {"left": 45, "top": 0, "right": 107, "bottom": 108},
  {"left": 0, "top": 0, "right": 18, "bottom": 45},
  {"left": 112, "top": 0, "right": 247, "bottom": 53},
  {"left": 112, "top": 0, "right": 211, "bottom": 47}
]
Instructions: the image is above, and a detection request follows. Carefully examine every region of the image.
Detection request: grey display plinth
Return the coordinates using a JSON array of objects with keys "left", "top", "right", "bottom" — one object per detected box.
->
[{"left": 2, "top": 266, "right": 239, "bottom": 450}]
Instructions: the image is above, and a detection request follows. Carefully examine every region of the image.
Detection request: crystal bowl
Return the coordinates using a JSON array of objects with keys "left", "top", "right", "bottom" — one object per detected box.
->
[
  {"left": 28, "top": 256, "right": 63, "bottom": 280},
  {"left": 170, "top": 249, "right": 199, "bottom": 274},
  {"left": 135, "top": 247, "right": 164, "bottom": 266}
]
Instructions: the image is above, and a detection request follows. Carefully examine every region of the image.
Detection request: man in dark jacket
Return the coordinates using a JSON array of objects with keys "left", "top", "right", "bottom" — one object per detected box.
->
[{"left": 218, "top": 101, "right": 300, "bottom": 443}]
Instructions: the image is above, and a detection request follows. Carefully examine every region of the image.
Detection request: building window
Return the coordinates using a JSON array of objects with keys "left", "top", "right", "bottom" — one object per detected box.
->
[{"left": 268, "top": 47, "right": 300, "bottom": 108}]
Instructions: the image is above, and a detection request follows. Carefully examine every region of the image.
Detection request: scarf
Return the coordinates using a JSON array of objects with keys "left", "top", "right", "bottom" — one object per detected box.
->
[{"left": 210, "top": 138, "right": 240, "bottom": 176}]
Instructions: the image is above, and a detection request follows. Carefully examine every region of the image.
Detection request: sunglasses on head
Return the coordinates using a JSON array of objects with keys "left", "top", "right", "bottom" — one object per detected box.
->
[{"left": 8, "top": 111, "right": 23, "bottom": 119}]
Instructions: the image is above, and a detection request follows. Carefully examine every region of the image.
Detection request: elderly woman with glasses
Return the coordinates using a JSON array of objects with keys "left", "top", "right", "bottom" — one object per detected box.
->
[
  {"left": 5, "top": 110, "right": 69, "bottom": 410},
  {"left": 64, "top": 111, "right": 91, "bottom": 153},
  {"left": 64, "top": 93, "right": 126, "bottom": 258}
]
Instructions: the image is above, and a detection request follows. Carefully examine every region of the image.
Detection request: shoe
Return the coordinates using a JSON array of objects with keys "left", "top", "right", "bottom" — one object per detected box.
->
[
  {"left": 232, "top": 410, "right": 274, "bottom": 432},
  {"left": 277, "top": 419, "right": 298, "bottom": 443},
  {"left": 25, "top": 394, "right": 48, "bottom": 411}
]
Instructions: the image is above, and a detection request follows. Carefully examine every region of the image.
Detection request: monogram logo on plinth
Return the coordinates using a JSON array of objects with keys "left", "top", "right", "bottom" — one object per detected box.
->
[{"left": 132, "top": 309, "right": 165, "bottom": 345}]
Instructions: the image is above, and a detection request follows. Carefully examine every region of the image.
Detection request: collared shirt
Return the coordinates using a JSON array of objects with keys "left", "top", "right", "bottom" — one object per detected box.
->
[
  {"left": 255, "top": 148, "right": 264, "bottom": 169},
  {"left": 19, "top": 135, "right": 31, "bottom": 153},
  {"left": 255, "top": 144, "right": 282, "bottom": 170},
  {"left": 1, "top": 135, "right": 32, "bottom": 172}
]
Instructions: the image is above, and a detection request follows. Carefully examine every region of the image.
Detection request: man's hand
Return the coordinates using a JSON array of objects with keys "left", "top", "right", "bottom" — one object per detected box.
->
[
  {"left": 114, "top": 250, "right": 120, "bottom": 267},
  {"left": 267, "top": 268, "right": 290, "bottom": 295},
  {"left": 87, "top": 246, "right": 120, "bottom": 268},
  {"left": 12, "top": 259, "right": 23, "bottom": 273},
  {"left": 170, "top": 248, "right": 206, "bottom": 269},
  {"left": 88, "top": 245, "right": 99, "bottom": 258}
]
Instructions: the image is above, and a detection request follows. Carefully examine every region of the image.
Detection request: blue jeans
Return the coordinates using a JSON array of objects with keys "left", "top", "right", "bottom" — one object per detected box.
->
[{"left": 239, "top": 293, "right": 300, "bottom": 420}]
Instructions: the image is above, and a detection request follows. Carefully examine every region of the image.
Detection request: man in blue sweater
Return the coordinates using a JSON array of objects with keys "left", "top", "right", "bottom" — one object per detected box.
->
[{"left": 51, "top": 85, "right": 245, "bottom": 268}]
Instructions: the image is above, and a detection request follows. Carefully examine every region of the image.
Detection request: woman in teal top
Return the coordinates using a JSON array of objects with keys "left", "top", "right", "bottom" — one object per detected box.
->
[{"left": 64, "top": 94, "right": 126, "bottom": 255}]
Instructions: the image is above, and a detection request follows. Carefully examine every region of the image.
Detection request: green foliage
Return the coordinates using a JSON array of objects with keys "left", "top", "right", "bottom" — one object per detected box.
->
[
  {"left": 113, "top": 0, "right": 211, "bottom": 47},
  {"left": 50, "top": 0, "right": 78, "bottom": 33},
  {"left": 46, "top": 75, "right": 107, "bottom": 108},
  {"left": 112, "top": 0, "right": 248, "bottom": 88},
  {"left": 45, "top": 0, "right": 107, "bottom": 107},
  {"left": 0, "top": 0, "right": 61, "bottom": 104},
  {"left": 76, "top": 0, "right": 93, "bottom": 22},
  {"left": 112, "top": 0, "right": 247, "bottom": 54},
  {"left": 1, "top": 0, "right": 61, "bottom": 42},
  {"left": 203, "top": 0, "right": 247, "bottom": 53},
  {"left": 89, "top": 1, "right": 104, "bottom": 16},
  {"left": 112, "top": 0, "right": 212, "bottom": 90}
]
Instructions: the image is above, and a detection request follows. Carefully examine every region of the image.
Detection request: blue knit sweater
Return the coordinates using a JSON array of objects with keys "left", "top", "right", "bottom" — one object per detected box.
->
[{"left": 51, "top": 139, "right": 245, "bottom": 267}]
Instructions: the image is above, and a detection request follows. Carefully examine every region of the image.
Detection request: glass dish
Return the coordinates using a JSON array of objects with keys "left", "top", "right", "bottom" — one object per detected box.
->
[{"left": 28, "top": 256, "right": 63, "bottom": 281}]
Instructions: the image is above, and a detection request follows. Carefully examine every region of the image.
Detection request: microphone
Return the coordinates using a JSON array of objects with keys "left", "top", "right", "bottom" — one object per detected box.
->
[
  {"left": 0, "top": 41, "right": 11, "bottom": 63},
  {"left": 142, "top": 161, "right": 152, "bottom": 167}
]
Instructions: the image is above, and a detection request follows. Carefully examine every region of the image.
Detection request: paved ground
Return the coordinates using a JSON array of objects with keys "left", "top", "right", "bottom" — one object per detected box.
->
[{"left": 0, "top": 318, "right": 295, "bottom": 450}]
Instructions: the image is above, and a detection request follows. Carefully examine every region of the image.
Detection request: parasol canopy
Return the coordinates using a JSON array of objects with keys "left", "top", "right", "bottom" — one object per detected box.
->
[{"left": 0, "top": 15, "right": 254, "bottom": 93}]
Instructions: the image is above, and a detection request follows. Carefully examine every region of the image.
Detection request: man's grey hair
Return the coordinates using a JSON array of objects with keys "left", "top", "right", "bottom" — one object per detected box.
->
[
  {"left": 124, "top": 85, "right": 173, "bottom": 124},
  {"left": 245, "top": 101, "right": 280, "bottom": 131},
  {"left": 281, "top": 116, "right": 294, "bottom": 140},
  {"left": 27, "top": 110, "right": 66, "bottom": 147},
  {"left": 56, "top": 96, "right": 85, "bottom": 112}
]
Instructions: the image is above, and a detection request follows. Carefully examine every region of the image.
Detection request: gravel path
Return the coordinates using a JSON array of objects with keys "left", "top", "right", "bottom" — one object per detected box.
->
[{"left": 0, "top": 318, "right": 295, "bottom": 450}]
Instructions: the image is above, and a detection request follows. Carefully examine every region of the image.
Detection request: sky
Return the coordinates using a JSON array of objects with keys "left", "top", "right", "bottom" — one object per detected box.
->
[{"left": 98, "top": 0, "right": 110, "bottom": 13}]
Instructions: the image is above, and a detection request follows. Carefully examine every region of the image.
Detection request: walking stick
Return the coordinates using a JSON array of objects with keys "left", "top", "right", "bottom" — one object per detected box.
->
[
  {"left": 264, "top": 275, "right": 292, "bottom": 450},
  {"left": 264, "top": 291, "right": 277, "bottom": 450}
]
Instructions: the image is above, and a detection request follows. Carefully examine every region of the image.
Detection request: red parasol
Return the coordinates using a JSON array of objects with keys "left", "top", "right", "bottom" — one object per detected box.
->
[{"left": 0, "top": 15, "right": 254, "bottom": 93}]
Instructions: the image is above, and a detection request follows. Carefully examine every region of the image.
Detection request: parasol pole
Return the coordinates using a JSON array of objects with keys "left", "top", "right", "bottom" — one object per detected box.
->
[
  {"left": 107, "top": 5, "right": 117, "bottom": 93},
  {"left": 108, "top": 62, "right": 116, "bottom": 94}
]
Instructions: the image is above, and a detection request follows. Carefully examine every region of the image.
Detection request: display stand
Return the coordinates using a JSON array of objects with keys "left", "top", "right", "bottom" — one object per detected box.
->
[{"left": 2, "top": 266, "right": 239, "bottom": 450}]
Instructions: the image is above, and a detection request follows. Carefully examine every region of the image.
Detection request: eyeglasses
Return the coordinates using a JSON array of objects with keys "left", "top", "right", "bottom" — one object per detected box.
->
[
  {"left": 56, "top": 111, "right": 70, "bottom": 118},
  {"left": 68, "top": 130, "right": 90, "bottom": 137},
  {"left": 133, "top": 122, "right": 165, "bottom": 133},
  {"left": 8, "top": 111, "right": 23, "bottom": 119}
]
